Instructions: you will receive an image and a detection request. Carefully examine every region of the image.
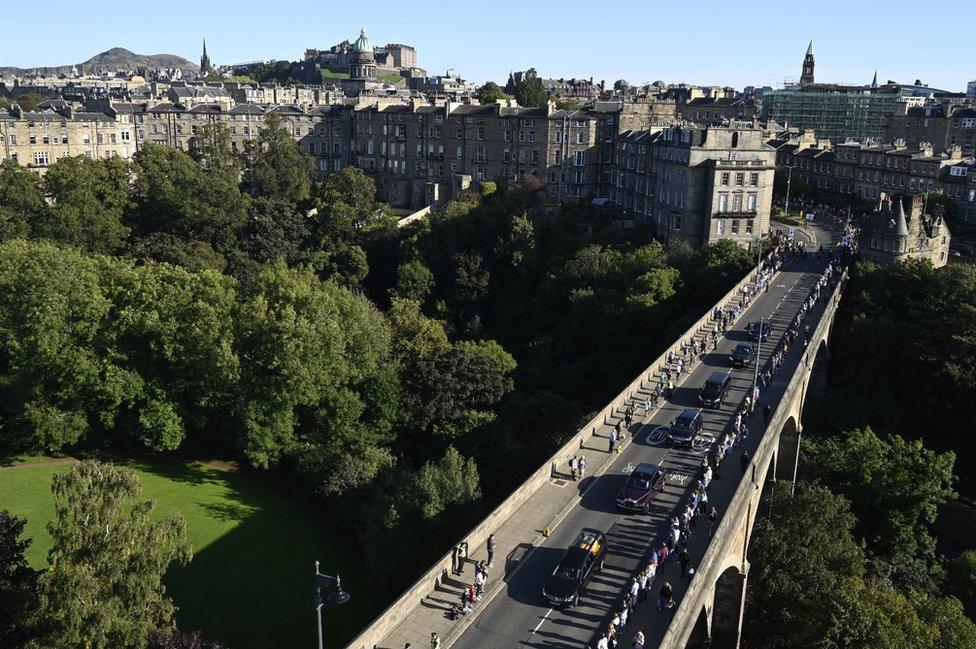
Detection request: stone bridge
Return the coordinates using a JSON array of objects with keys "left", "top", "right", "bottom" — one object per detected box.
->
[
  {"left": 660, "top": 274, "right": 844, "bottom": 649},
  {"left": 345, "top": 243, "right": 845, "bottom": 649}
]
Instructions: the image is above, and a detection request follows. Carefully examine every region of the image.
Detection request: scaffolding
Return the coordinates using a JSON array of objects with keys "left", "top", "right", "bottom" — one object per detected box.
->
[{"left": 762, "top": 89, "right": 899, "bottom": 142}]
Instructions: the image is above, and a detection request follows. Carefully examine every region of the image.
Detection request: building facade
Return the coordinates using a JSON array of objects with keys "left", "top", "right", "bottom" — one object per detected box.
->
[
  {"left": 860, "top": 193, "right": 950, "bottom": 267},
  {"left": 610, "top": 125, "right": 776, "bottom": 247},
  {"left": 0, "top": 92, "right": 777, "bottom": 247}
]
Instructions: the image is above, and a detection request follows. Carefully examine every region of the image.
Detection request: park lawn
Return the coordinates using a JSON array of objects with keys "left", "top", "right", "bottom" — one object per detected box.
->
[{"left": 0, "top": 457, "right": 377, "bottom": 649}]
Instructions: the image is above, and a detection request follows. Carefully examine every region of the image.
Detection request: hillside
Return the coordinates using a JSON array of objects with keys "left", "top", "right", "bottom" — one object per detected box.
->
[{"left": 0, "top": 47, "right": 198, "bottom": 76}]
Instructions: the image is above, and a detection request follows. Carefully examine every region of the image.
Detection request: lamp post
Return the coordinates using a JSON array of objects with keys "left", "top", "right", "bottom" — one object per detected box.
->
[
  {"left": 314, "top": 561, "right": 351, "bottom": 649},
  {"left": 783, "top": 164, "right": 793, "bottom": 218}
]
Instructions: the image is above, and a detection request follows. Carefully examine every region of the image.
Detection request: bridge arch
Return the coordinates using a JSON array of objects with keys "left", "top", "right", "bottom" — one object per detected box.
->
[
  {"left": 686, "top": 604, "right": 711, "bottom": 649},
  {"left": 711, "top": 566, "right": 748, "bottom": 649},
  {"left": 775, "top": 415, "right": 801, "bottom": 486}
]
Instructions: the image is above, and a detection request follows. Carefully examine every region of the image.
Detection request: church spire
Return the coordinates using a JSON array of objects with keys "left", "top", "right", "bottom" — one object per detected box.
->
[
  {"left": 871, "top": 69, "right": 878, "bottom": 88},
  {"left": 200, "top": 38, "right": 213, "bottom": 75},
  {"left": 800, "top": 39, "right": 815, "bottom": 86}
]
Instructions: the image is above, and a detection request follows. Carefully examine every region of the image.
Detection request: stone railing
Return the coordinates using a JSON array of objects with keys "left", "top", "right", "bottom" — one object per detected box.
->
[
  {"left": 345, "top": 255, "right": 781, "bottom": 649},
  {"left": 659, "top": 269, "right": 847, "bottom": 648}
]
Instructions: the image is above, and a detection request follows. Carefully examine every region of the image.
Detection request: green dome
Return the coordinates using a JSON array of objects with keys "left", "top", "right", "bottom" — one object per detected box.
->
[{"left": 353, "top": 29, "right": 371, "bottom": 54}]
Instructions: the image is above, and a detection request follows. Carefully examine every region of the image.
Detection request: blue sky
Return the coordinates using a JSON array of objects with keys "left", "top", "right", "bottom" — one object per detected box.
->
[{"left": 1, "top": 0, "right": 971, "bottom": 91}]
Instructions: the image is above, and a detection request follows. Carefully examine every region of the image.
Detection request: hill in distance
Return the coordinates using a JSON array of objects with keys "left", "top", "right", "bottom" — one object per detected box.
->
[{"left": 0, "top": 47, "right": 199, "bottom": 76}]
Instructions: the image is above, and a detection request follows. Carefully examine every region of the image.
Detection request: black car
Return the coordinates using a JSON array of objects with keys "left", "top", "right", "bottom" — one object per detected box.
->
[
  {"left": 667, "top": 408, "right": 703, "bottom": 448},
  {"left": 747, "top": 319, "right": 772, "bottom": 342},
  {"left": 542, "top": 528, "right": 607, "bottom": 607},
  {"left": 616, "top": 463, "right": 666, "bottom": 512},
  {"left": 729, "top": 342, "right": 754, "bottom": 368},
  {"left": 699, "top": 371, "right": 731, "bottom": 408}
]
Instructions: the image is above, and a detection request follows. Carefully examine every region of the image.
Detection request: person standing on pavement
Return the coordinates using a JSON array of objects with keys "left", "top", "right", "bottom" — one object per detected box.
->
[
  {"left": 763, "top": 404, "right": 771, "bottom": 425},
  {"left": 430, "top": 632, "right": 441, "bottom": 649},
  {"left": 679, "top": 547, "right": 690, "bottom": 577},
  {"left": 741, "top": 450, "right": 751, "bottom": 475},
  {"left": 570, "top": 455, "right": 579, "bottom": 481},
  {"left": 708, "top": 506, "right": 718, "bottom": 537},
  {"left": 579, "top": 455, "right": 588, "bottom": 479},
  {"left": 457, "top": 542, "right": 467, "bottom": 576},
  {"left": 487, "top": 533, "right": 496, "bottom": 568},
  {"left": 609, "top": 428, "right": 618, "bottom": 454}
]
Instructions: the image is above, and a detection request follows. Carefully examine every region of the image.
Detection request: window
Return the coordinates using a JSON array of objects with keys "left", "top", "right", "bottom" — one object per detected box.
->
[
  {"left": 477, "top": 127, "right": 485, "bottom": 141},
  {"left": 731, "top": 220, "right": 740, "bottom": 234},
  {"left": 672, "top": 214, "right": 682, "bottom": 230},
  {"left": 732, "top": 194, "right": 743, "bottom": 211},
  {"left": 745, "top": 220, "right": 753, "bottom": 234},
  {"left": 747, "top": 194, "right": 757, "bottom": 212},
  {"left": 734, "top": 172, "right": 744, "bottom": 186},
  {"left": 716, "top": 220, "right": 725, "bottom": 235},
  {"left": 575, "top": 132, "right": 584, "bottom": 144},
  {"left": 721, "top": 172, "right": 730, "bottom": 186},
  {"left": 33, "top": 151, "right": 49, "bottom": 166},
  {"left": 719, "top": 193, "right": 729, "bottom": 211},
  {"left": 749, "top": 172, "right": 759, "bottom": 187}
]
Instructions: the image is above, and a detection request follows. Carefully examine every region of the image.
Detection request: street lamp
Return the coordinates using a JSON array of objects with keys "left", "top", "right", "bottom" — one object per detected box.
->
[
  {"left": 314, "top": 561, "right": 350, "bottom": 649},
  {"left": 783, "top": 164, "right": 793, "bottom": 218}
]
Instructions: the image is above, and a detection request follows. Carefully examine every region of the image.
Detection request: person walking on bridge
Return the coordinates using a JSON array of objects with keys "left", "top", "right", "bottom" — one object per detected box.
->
[
  {"left": 609, "top": 428, "right": 619, "bottom": 454},
  {"left": 579, "top": 455, "right": 588, "bottom": 479},
  {"left": 763, "top": 404, "right": 772, "bottom": 425}
]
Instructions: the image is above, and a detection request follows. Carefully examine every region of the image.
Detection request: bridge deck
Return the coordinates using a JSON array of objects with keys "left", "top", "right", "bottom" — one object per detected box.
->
[{"left": 361, "top": 230, "right": 837, "bottom": 649}]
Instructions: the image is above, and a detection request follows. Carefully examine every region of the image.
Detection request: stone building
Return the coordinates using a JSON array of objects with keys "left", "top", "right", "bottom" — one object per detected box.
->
[
  {"left": 611, "top": 125, "right": 776, "bottom": 247},
  {"left": 860, "top": 193, "right": 950, "bottom": 267},
  {"left": 885, "top": 102, "right": 976, "bottom": 156},
  {"left": 771, "top": 133, "right": 976, "bottom": 224},
  {"left": 676, "top": 97, "right": 758, "bottom": 124},
  {"left": 0, "top": 101, "right": 137, "bottom": 168}
]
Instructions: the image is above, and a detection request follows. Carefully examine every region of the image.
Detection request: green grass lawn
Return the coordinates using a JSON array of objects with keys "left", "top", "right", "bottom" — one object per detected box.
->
[{"left": 0, "top": 457, "right": 378, "bottom": 649}]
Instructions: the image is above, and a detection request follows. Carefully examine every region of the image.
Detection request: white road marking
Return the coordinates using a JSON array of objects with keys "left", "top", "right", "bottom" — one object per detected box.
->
[{"left": 531, "top": 608, "right": 553, "bottom": 635}]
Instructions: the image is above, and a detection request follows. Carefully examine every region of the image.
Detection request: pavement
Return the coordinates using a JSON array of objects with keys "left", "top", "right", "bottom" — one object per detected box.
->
[{"left": 371, "top": 223, "right": 838, "bottom": 649}]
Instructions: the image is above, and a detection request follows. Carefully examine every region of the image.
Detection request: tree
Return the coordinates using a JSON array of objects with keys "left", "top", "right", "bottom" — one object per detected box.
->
[
  {"left": 234, "top": 262, "right": 393, "bottom": 469},
  {"left": 805, "top": 427, "right": 956, "bottom": 576},
  {"left": 15, "top": 93, "right": 44, "bottom": 112},
  {"left": 247, "top": 113, "right": 313, "bottom": 204},
  {"left": 236, "top": 196, "right": 311, "bottom": 267},
  {"left": 132, "top": 233, "right": 228, "bottom": 274},
  {"left": 391, "top": 259, "right": 435, "bottom": 301},
  {"left": 744, "top": 481, "right": 866, "bottom": 649},
  {"left": 0, "top": 159, "right": 44, "bottom": 241},
  {"left": 33, "top": 461, "right": 191, "bottom": 649},
  {"left": 36, "top": 155, "right": 131, "bottom": 254},
  {"left": 313, "top": 166, "right": 389, "bottom": 244},
  {"left": 947, "top": 551, "right": 976, "bottom": 617},
  {"left": 0, "top": 510, "right": 38, "bottom": 647},
  {"left": 511, "top": 69, "right": 551, "bottom": 108},
  {"left": 149, "top": 630, "right": 226, "bottom": 649},
  {"left": 130, "top": 144, "right": 249, "bottom": 251},
  {"left": 475, "top": 81, "right": 508, "bottom": 105},
  {"left": 409, "top": 446, "right": 481, "bottom": 520},
  {"left": 0, "top": 240, "right": 111, "bottom": 453}
]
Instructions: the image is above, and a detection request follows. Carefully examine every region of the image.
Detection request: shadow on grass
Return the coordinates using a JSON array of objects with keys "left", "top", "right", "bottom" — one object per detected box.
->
[{"left": 126, "top": 463, "right": 382, "bottom": 649}]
